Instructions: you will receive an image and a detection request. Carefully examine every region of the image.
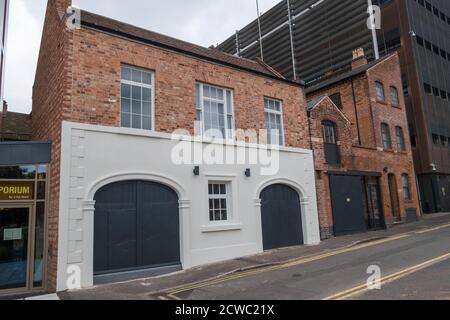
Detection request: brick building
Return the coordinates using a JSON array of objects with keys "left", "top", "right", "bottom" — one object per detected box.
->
[
  {"left": 0, "top": 101, "right": 32, "bottom": 141},
  {"left": 24, "top": 0, "right": 320, "bottom": 293},
  {"left": 306, "top": 50, "right": 420, "bottom": 239}
]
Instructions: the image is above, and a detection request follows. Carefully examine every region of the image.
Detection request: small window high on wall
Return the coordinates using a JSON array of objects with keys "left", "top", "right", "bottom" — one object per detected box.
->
[{"left": 322, "top": 121, "right": 340, "bottom": 165}]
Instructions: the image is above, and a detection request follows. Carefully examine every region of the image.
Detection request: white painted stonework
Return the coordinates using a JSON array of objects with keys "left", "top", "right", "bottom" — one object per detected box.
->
[{"left": 56, "top": 121, "right": 320, "bottom": 291}]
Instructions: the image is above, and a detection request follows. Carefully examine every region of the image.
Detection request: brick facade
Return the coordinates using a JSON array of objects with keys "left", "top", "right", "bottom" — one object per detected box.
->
[
  {"left": 33, "top": 0, "right": 310, "bottom": 291},
  {"left": 307, "top": 53, "right": 420, "bottom": 239}
]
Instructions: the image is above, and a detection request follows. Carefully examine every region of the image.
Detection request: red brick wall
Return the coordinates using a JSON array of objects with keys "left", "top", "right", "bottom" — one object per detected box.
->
[
  {"left": 67, "top": 28, "right": 309, "bottom": 148},
  {"left": 307, "top": 54, "right": 420, "bottom": 238},
  {"left": 307, "top": 97, "right": 353, "bottom": 238},
  {"left": 32, "top": 0, "right": 73, "bottom": 291}
]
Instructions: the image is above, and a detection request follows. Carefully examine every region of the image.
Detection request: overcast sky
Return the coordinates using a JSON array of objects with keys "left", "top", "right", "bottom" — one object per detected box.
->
[{"left": 4, "top": 0, "right": 280, "bottom": 113}]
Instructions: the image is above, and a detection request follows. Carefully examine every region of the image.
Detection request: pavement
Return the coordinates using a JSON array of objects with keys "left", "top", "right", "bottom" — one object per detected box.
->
[{"left": 59, "top": 212, "right": 450, "bottom": 300}]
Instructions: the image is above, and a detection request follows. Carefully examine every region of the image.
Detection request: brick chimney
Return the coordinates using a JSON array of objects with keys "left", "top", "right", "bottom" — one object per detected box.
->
[{"left": 352, "top": 48, "right": 368, "bottom": 70}]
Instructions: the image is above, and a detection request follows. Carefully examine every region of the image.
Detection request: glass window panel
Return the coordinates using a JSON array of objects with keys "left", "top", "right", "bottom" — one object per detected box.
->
[
  {"left": 203, "top": 85, "right": 210, "bottom": 98},
  {"left": 121, "top": 113, "right": 131, "bottom": 128},
  {"left": 0, "top": 208, "right": 29, "bottom": 290},
  {"left": 121, "top": 67, "right": 131, "bottom": 80},
  {"left": 0, "top": 166, "right": 36, "bottom": 180},
  {"left": 142, "top": 88, "right": 151, "bottom": 102},
  {"left": 33, "top": 202, "right": 45, "bottom": 288},
  {"left": 221, "top": 210, "right": 227, "bottom": 221},
  {"left": 132, "top": 115, "right": 141, "bottom": 129},
  {"left": 37, "top": 165, "right": 47, "bottom": 180},
  {"left": 142, "top": 116, "right": 152, "bottom": 130},
  {"left": 121, "top": 83, "right": 131, "bottom": 98},
  {"left": 121, "top": 98, "right": 131, "bottom": 113},
  {"left": 226, "top": 91, "right": 232, "bottom": 114},
  {"left": 213, "top": 184, "right": 220, "bottom": 194},
  {"left": 132, "top": 100, "right": 141, "bottom": 115},
  {"left": 142, "top": 101, "right": 152, "bottom": 116},
  {"left": 217, "top": 89, "right": 224, "bottom": 100},
  {"left": 131, "top": 69, "right": 142, "bottom": 82},
  {"left": 132, "top": 86, "right": 142, "bottom": 100},
  {"left": 196, "top": 84, "right": 202, "bottom": 109},
  {"left": 142, "top": 72, "right": 152, "bottom": 85},
  {"left": 37, "top": 181, "right": 46, "bottom": 200}
]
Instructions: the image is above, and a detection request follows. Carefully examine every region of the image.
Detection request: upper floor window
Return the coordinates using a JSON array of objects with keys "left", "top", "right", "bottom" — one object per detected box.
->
[
  {"left": 381, "top": 123, "right": 392, "bottom": 150},
  {"left": 390, "top": 86, "right": 399, "bottom": 106},
  {"left": 196, "top": 83, "right": 234, "bottom": 140},
  {"left": 329, "top": 93, "right": 343, "bottom": 109},
  {"left": 264, "top": 98, "right": 285, "bottom": 146},
  {"left": 402, "top": 174, "right": 412, "bottom": 201},
  {"left": 120, "top": 66, "right": 154, "bottom": 130},
  {"left": 375, "top": 82, "right": 385, "bottom": 102},
  {"left": 322, "top": 121, "right": 340, "bottom": 165},
  {"left": 396, "top": 126, "right": 406, "bottom": 151}
]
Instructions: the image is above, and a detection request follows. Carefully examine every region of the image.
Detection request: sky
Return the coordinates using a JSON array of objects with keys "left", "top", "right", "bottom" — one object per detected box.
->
[{"left": 4, "top": 0, "right": 280, "bottom": 113}]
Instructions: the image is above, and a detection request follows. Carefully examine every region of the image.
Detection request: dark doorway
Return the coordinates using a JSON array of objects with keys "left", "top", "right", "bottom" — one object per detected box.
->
[
  {"left": 388, "top": 174, "right": 401, "bottom": 221},
  {"left": 329, "top": 175, "right": 366, "bottom": 236},
  {"left": 94, "top": 181, "right": 180, "bottom": 277},
  {"left": 364, "top": 177, "right": 385, "bottom": 230},
  {"left": 260, "top": 184, "right": 303, "bottom": 250}
]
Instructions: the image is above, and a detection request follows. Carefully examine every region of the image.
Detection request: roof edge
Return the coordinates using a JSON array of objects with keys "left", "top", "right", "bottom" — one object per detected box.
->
[{"left": 79, "top": 10, "right": 302, "bottom": 87}]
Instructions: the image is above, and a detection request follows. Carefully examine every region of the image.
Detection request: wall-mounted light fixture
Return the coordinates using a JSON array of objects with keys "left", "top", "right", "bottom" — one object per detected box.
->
[
  {"left": 383, "top": 167, "right": 389, "bottom": 173},
  {"left": 245, "top": 168, "right": 251, "bottom": 177},
  {"left": 193, "top": 166, "right": 200, "bottom": 176}
]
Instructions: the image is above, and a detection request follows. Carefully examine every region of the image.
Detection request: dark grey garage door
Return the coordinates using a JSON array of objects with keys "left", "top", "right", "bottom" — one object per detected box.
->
[
  {"left": 329, "top": 175, "right": 366, "bottom": 236},
  {"left": 94, "top": 181, "right": 180, "bottom": 275},
  {"left": 260, "top": 184, "right": 304, "bottom": 250}
]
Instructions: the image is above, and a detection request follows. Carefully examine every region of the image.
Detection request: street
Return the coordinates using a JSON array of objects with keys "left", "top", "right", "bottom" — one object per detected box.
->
[{"left": 62, "top": 213, "right": 450, "bottom": 300}]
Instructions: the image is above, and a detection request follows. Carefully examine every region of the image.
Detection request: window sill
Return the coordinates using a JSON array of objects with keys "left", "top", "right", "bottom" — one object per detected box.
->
[
  {"left": 391, "top": 104, "right": 402, "bottom": 109},
  {"left": 201, "top": 223, "right": 243, "bottom": 233}
]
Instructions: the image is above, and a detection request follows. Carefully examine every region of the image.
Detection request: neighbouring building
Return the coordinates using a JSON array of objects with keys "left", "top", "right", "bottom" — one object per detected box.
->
[
  {"left": 218, "top": 0, "right": 450, "bottom": 214},
  {"left": 9, "top": 0, "right": 321, "bottom": 294},
  {"left": 0, "top": 0, "right": 9, "bottom": 110},
  {"left": 306, "top": 50, "right": 420, "bottom": 238},
  {"left": 0, "top": 101, "right": 32, "bottom": 141}
]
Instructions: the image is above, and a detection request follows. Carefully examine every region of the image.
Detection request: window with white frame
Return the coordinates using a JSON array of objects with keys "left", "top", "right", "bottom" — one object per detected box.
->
[
  {"left": 196, "top": 83, "right": 234, "bottom": 139},
  {"left": 208, "top": 182, "right": 230, "bottom": 222},
  {"left": 121, "top": 66, "right": 154, "bottom": 130},
  {"left": 264, "top": 98, "right": 285, "bottom": 146}
]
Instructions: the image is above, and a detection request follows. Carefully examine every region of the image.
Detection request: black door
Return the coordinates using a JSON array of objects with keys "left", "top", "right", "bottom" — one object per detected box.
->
[
  {"left": 329, "top": 175, "right": 366, "bottom": 236},
  {"left": 260, "top": 184, "right": 303, "bottom": 250},
  {"left": 94, "top": 181, "right": 180, "bottom": 275}
]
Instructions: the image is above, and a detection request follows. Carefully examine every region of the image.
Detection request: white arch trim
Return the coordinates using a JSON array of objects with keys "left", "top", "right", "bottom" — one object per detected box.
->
[
  {"left": 86, "top": 172, "right": 188, "bottom": 201},
  {"left": 255, "top": 177, "right": 310, "bottom": 203}
]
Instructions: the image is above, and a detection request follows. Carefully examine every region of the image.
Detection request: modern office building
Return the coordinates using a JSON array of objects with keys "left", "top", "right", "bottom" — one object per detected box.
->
[
  {"left": 218, "top": 0, "right": 450, "bottom": 213},
  {"left": 0, "top": 0, "right": 9, "bottom": 108}
]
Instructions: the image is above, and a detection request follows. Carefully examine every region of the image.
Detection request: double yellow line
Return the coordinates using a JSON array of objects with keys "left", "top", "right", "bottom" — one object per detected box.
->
[
  {"left": 323, "top": 252, "right": 450, "bottom": 300},
  {"left": 162, "top": 222, "right": 450, "bottom": 300},
  {"left": 163, "top": 235, "right": 409, "bottom": 300}
]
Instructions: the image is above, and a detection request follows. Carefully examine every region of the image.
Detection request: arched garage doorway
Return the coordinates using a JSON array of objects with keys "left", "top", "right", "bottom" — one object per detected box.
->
[
  {"left": 93, "top": 180, "right": 181, "bottom": 277},
  {"left": 260, "top": 184, "right": 304, "bottom": 250}
]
